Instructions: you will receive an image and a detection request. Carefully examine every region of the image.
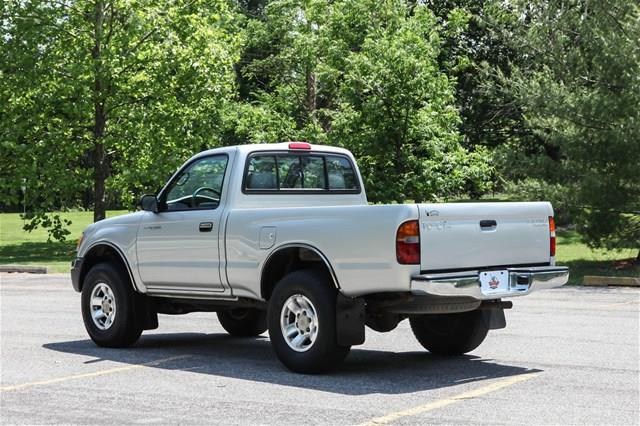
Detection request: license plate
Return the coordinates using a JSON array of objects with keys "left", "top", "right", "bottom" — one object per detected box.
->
[{"left": 480, "top": 270, "right": 509, "bottom": 294}]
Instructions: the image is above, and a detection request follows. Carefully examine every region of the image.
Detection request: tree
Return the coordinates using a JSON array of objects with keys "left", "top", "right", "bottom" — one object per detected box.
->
[
  {"left": 2, "top": 0, "right": 497, "bottom": 240},
  {"left": 427, "top": 0, "right": 531, "bottom": 151},
  {"left": 497, "top": 0, "right": 640, "bottom": 257},
  {"left": 0, "top": 0, "right": 239, "bottom": 229},
  {"left": 225, "top": 0, "right": 494, "bottom": 203},
  {"left": 331, "top": 2, "right": 494, "bottom": 202}
]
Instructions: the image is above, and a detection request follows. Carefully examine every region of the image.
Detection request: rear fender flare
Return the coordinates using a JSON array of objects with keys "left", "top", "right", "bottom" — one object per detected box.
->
[{"left": 261, "top": 242, "right": 341, "bottom": 291}]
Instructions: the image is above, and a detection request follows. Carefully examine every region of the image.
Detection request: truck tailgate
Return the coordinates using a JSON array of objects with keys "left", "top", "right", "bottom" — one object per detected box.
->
[{"left": 418, "top": 202, "right": 553, "bottom": 271}]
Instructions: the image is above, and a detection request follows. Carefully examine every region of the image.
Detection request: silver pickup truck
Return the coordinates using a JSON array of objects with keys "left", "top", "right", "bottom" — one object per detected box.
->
[{"left": 71, "top": 142, "right": 568, "bottom": 373}]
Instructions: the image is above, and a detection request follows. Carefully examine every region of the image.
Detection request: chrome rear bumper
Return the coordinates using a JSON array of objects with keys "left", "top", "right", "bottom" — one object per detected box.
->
[{"left": 411, "top": 266, "right": 569, "bottom": 300}]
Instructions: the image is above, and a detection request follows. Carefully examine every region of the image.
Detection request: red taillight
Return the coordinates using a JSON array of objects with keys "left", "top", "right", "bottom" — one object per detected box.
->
[
  {"left": 396, "top": 220, "right": 420, "bottom": 264},
  {"left": 549, "top": 216, "right": 556, "bottom": 257},
  {"left": 288, "top": 142, "right": 311, "bottom": 150}
]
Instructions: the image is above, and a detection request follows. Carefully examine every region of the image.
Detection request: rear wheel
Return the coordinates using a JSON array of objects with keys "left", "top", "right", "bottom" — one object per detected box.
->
[
  {"left": 268, "top": 270, "right": 350, "bottom": 373},
  {"left": 81, "top": 262, "right": 142, "bottom": 348},
  {"left": 217, "top": 308, "right": 267, "bottom": 337},
  {"left": 409, "top": 310, "right": 489, "bottom": 355}
]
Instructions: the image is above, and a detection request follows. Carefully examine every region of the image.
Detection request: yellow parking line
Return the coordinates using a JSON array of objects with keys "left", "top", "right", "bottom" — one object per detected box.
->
[
  {"left": 0, "top": 355, "right": 191, "bottom": 392},
  {"left": 359, "top": 372, "right": 539, "bottom": 426},
  {"left": 600, "top": 299, "right": 640, "bottom": 309}
]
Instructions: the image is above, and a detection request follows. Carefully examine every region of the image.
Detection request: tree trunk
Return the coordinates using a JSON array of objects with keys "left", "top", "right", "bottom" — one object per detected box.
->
[
  {"left": 93, "top": 128, "right": 106, "bottom": 222},
  {"left": 304, "top": 16, "right": 316, "bottom": 119},
  {"left": 305, "top": 67, "right": 316, "bottom": 115},
  {"left": 92, "top": 0, "right": 107, "bottom": 222},
  {"left": 394, "top": 140, "right": 402, "bottom": 175}
]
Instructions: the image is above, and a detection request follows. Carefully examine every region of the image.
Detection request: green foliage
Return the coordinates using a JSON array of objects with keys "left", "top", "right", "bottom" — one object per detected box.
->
[
  {"left": 504, "top": 178, "right": 576, "bottom": 226},
  {"left": 495, "top": 0, "right": 640, "bottom": 253},
  {"left": 227, "top": 0, "right": 494, "bottom": 203},
  {"left": 2, "top": 0, "right": 637, "bottom": 259},
  {"left": 333, "top": 3, "right": 479, "bottom": 202},
  {"left": 0, "top": 0, "right": 495, "bottom": 229},
  {"left": 427, "top": 1, "right": 538, "bottom": 156},
  {"left": 0, "top": 0, "right": 240, "bottom": 224},
  {"left": 21, "top": 213, "right": 72, "bottom": 242}
]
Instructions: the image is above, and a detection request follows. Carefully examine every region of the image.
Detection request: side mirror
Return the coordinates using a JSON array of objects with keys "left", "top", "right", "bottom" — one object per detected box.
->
[{"left": 138, "top": 194, "right": 158, "bottom": 213}]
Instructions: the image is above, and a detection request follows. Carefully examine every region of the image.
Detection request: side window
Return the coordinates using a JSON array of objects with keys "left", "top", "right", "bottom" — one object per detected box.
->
[
  {"left": 163, "top": 155, "right": 228, "bottom": 210},
  {"left": 326, "top": 155, "right": 357, "bottom": 190},
  {"left": 244, "top": 153, "right": 358, "bottom": 193}
]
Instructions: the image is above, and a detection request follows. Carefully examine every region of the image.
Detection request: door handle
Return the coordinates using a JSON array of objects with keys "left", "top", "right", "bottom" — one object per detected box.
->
[
  {"left": 199, "top": 222, "right": 213, "bottom": 232},
  {"left": 480, "top": 220, "right": 497, "bottom": 230}
]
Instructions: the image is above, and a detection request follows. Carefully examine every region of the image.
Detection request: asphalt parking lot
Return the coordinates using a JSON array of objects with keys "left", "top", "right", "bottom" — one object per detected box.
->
[{"left": 1, "top": 273, "right": 638, "bottom": 425}]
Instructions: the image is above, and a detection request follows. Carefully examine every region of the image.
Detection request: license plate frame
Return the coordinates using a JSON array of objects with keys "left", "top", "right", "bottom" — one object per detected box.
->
[{"left": 479, "top": 270, "right": 509, "bottom": 295}]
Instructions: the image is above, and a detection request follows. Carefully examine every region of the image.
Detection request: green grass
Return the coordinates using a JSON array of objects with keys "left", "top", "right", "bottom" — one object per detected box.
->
[
  {"left": 1, "top": 211, "right": 637, "bottom": 282},
  {"left": 0, "top": 211, "right": 128, "bottom": 273},
  {"left": 555, "top": 229, "right": 638, "bottom": 285}
]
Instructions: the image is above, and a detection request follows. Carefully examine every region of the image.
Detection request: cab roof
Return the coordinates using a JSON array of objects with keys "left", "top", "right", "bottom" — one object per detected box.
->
[{"left": 194, "top": 142, "right": 353, "bottom": 160}]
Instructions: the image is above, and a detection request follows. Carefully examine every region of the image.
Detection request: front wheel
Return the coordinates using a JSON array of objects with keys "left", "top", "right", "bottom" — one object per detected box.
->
[
  {"left": 268, "top": 270, "right": 350, "bottom": 373},
  {"left": 217, "top": 308, "right": 267, "bottom": 337},
  {"left": 81, "top": 262, "right": 142, "bottom": 348},
  {"left": 409, "top": 310, "right": 489, "bottom": 355}
]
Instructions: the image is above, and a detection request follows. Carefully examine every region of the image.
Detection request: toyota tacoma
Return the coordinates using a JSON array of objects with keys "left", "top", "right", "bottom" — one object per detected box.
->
[{"left": 71, "top": 142, "right": 569, "bottom": 373}]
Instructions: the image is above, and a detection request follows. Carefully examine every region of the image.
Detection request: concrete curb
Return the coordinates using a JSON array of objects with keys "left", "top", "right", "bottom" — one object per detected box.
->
[
  {"left": 0, "top": 265, "right": 48, "bottom": 274},
  {"left": 583, "top": 275, "right": 640, "bottom": 287}
]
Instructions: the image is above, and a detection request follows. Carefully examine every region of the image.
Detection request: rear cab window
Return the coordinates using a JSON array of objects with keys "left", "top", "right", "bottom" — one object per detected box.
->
[{"left": 244, "top": 152, "right": 360, "bottom": 193}]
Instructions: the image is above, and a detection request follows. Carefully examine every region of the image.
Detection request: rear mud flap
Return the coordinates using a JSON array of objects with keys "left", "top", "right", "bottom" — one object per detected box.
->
[
  {"left": 336, "top": 293, "right": 365, "bottom": 346},
  {"left": 135, "top": 293, "right": 159, "bottom": 330},
  {"left": 483, "top": 308, "right": 506, "bottom": 330}
]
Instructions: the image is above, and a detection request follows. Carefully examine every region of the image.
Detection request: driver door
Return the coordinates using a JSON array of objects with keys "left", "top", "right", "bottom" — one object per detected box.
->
[{"left": 136, "top": 154, "right": 229, "bottom": 294}]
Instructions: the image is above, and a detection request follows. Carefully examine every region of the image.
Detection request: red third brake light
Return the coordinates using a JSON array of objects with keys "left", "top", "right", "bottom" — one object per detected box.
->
[
  {"left": 549, "top": 216, "right": 556, "bottom": 257},
  {"left": 288, "top": 142, "right": 311, "bottom": 150},
  {"left": 396, "top": 220, "right": 420, "bottom": 264}
]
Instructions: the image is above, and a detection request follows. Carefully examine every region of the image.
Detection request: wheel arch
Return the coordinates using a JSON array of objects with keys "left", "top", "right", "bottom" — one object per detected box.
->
[
  {"left": 260, "top": 243, "right": 339, "bottom": 301},
  {"left": 79, "top": 242, "right": 138, "bottom": 292}
]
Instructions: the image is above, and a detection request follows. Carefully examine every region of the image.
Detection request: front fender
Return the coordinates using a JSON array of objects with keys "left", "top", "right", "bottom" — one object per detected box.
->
[{"left": 76, "top": 212, "right": 146, "bottom": 292}]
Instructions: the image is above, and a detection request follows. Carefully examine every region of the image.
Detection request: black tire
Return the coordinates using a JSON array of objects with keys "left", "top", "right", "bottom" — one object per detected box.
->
[
  {"left": 268, "top": 269, "right": 350, "bottom": 374},
  {"left": 81, "top": 262, "right": 142, "bottom": 348},
  {"left": 217, "top": 308, "right": 267, "bottom": 337},
  {"left": 409, "top": 309, "right": 489, "bottom": 355}
]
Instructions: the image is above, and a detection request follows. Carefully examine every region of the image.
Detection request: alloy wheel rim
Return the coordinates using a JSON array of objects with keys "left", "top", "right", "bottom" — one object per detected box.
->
[
  {"left": 280, "top": 294, "right": 319, "bottom": 352},
  {"left": 90, "top": 282, "right": 116, "bottom": 330}
]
